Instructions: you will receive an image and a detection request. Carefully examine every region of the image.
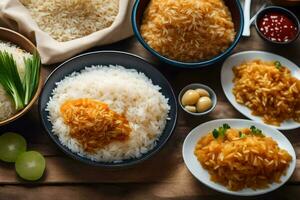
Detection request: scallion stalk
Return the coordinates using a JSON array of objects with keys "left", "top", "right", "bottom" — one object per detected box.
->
[
  {"left": 0, "top": 51, "right": 41, "bottom": 111},
  {"left": 23, "top": 53, "right": 41, "bottom": 105},
  {"left": 0, "top": 52, "right": 25, "bottom": 111}
]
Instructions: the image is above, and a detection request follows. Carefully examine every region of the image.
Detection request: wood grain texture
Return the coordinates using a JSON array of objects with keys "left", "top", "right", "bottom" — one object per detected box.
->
[
  {"left": 0, "top": 2, "right": 300, "bottom": 199},
  {"left": 0, "top": 184, "right": 300, "bottom": 200}
]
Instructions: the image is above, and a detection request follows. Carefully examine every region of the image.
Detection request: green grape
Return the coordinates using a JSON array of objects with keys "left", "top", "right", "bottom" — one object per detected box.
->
[
  {"left": 15, "top": 151, "right": 46, "bottom": 181},
  {"left": 0, "top": 132, "right": 27, "bottom": 162}
]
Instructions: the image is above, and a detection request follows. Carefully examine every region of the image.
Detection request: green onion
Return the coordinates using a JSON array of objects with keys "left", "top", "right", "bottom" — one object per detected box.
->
[
  {"left": 212, "top": 129, "right": 219, "bottom": 139},
  {"left": 0, "top": 51, "right": 41, "bottom": 111},
  {"left": 274, "top": 61, "right": 282, "bottom": 69},
  {"left": 250, "top": 126, "right": 265, "bottom": 137},
  {"left": 212, "top": 124, "right": 231, "bottom": 139},
  {"left": 0, "top": 52, "right": 25, "bottom": 110},
  {"left": 239, "top": 131, "right": 246, "bottom": 138},
  {"left": 23, "top": 53, "right": 41, "bottom": 105},
  {"left": 222, "top": 123, "right": 231, "bottom": 130}
]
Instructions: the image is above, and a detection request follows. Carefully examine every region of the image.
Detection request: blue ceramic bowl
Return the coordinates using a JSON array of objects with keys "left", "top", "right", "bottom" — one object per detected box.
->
[
  {"left": 39, "top": 51, "right": 178, "bottom": 168},
  {"left": 132, "top": 0, "right": 244, "bottom": 68}
]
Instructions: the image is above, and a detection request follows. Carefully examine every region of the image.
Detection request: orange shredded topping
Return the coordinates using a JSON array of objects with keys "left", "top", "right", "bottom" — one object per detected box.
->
[{"left": 60, "top": 98, "right": 131, "bottom": 153}]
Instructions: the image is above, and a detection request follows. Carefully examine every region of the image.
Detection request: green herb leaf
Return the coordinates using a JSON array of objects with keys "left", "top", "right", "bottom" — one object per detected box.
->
[
  {"left": 212, "top": 129, "right": 219, "bottom": 139},
  {"left": 219, "top": 123, "right": 230, "bottom": 137},
  {"left": 250, "top": 126, "right": 265, "bottom": 137},
  {"left": 23, "top": 52, "right": 41, "bottom": 105},
  {"left": 223, "top": 124, "right": 230, "bottom": 129},
  {"left": 0, "top": 51, "right": 41, "bottom": 111},
  {"left": 0, "top": 51, "right": 25, "bottom": 110},
  {"left": 239, "top": 131, "right": 246, "bottom": 138},
  {"left": 223, "top": 123, "right": 231, "bottom": 129},
  {"left": 274, "top": 61, "right": 282, "bottom": 69},
  {"left": 218, "top": 127, "right": 226, "bottom": 137},
  {"left": 212, "top": 124, "right": 231, "bottom": 139}
]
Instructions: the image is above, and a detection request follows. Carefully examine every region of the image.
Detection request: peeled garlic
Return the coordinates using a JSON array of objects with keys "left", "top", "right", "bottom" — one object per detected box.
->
[
  {"left": 195, "top": 88, "right": 210, "bottom": 97},
  {"left": 196, "top": 96, "right": 212, "bottom": 112},
  {"left": 185, "top": 105, "right": 197, "bottom": 113},
  {"left": 181, "top": 90, "right": 200, "bottom": 106}
]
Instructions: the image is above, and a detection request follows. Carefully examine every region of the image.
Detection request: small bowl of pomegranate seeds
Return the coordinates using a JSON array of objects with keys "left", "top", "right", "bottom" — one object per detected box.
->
[{"left": 255, "top": 6, "right": 300, "bottom": 44}]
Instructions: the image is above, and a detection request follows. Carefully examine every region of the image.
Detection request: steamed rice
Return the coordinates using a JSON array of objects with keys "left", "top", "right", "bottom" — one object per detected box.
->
[
  {"left": 46, "top": 65, "right": 170, "bottom": 162},
  {"left": 20, "top": 0, "right": 119, "bottom": 42},
  {"left": 140, "top": 0, "right": 235, "bottom": 62},
  {"left": 0, "top": 41, "right": 32, "bottom": 121}
]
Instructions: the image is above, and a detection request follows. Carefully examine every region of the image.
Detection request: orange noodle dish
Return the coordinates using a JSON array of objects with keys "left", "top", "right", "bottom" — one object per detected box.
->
[{"left": 194, "top": 124, "right": 292, "bottom": 191}]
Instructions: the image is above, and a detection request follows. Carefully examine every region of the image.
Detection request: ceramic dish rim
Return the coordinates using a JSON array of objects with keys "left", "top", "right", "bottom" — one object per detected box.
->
[
  {"left": 38, "top": 50, "right": 178, "bottom": 168},
  {"left": 182, "top": 118, "right": 297, "bottom": 196}
]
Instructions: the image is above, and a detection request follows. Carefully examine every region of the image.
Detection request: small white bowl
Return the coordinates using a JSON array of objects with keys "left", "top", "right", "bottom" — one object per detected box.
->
[
  {"left": 182, "top": 119, "right": 296, "bottom": 196},
  {"left": 178, "top": 83, "right": 217, "bottom": 116}
]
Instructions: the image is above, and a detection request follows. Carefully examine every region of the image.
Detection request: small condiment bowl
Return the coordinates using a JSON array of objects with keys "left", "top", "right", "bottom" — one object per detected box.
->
[
  {"left": 0, "top": 27, "right": 43, "bottom": 126},
  {"left": 255, "top": 6, "right": 300, "bottom": 45},
  {"left": 178, "top": 83, "right": 217, "bottom": 116}
]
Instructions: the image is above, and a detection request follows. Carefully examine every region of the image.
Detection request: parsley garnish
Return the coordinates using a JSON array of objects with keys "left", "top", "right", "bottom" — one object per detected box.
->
[
  {"left": 274, "top": 61, "right": 282, "bottom": 69},
  {"left": 239, "top": 131, "right": 246, "bottom": 138},
  {"left": 212, "top": 124, "right": 231, "bottom": 139},
  {"left": 250, "top": 126, "right": 265, "bottom": 137},
  {"left": 212, "top": 129, "right": 219, "bottom": 139},
  {"left": 223, "top": 123, "right": 230, "bottom": 130}
]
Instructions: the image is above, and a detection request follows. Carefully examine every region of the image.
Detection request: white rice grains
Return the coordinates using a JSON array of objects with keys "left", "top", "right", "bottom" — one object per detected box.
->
[
  {"left": 46, "top": 65, "right": 170, "bottom": 162},
  {"left": 20, "top": 0, "right": 119, "bottom": 42}
]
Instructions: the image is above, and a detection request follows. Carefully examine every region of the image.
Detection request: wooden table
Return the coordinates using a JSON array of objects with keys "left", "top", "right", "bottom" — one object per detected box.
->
[{"left": 1, "top": 7, "right": 300, "bottom": 200}]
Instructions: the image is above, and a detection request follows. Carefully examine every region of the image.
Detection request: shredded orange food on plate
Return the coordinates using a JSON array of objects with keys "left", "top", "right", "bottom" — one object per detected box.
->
[
  {"left": 60, "top": 98, "right": 131, "bottom": 153},
  {"left": 194, "top": 125, "right": 292, "bottom": 191},
  {"left": 232, "top": 60, "right": 300, "bottom": 126}
]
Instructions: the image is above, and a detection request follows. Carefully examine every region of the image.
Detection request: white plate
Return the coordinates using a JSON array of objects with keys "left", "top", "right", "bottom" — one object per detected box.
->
[
  {"left": 182, "top": 119, "right": 296, "bottom": 196},
  {"left": 221, "top": 51, "right": 300, "bottom": 130}
]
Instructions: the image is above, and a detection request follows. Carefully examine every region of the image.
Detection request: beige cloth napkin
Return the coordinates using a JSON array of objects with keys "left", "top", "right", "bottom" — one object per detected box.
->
[{"left": 0, "top": 0, "right": 134, "bottom": 64}]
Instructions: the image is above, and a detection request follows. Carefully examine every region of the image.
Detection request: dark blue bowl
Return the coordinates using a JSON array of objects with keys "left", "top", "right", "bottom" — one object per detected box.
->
[
  {"left": 132, "top": 0, "right": 244, "bottom": 68},
  {"left": 255, "top": 6, "right": 300, "bottom": 45},
  {"left": 39, "top": 51, "right": 178, "bottom": 168}
]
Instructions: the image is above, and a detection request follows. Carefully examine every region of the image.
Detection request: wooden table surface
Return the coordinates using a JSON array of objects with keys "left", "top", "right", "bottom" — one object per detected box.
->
[{"left": 1, "top": 5, "right": 300, "bottom": 200}]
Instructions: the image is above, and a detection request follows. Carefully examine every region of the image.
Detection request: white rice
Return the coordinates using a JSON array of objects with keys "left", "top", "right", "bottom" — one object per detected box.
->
[
  {"left": 0, "top": 41, "right": 32, "bottom": 121},
  {"left": 20, "top": 0, "right": 119, "bottom": 42},
  {"left": 46, "top": 65, "right": 170, "bottom": 162}
]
